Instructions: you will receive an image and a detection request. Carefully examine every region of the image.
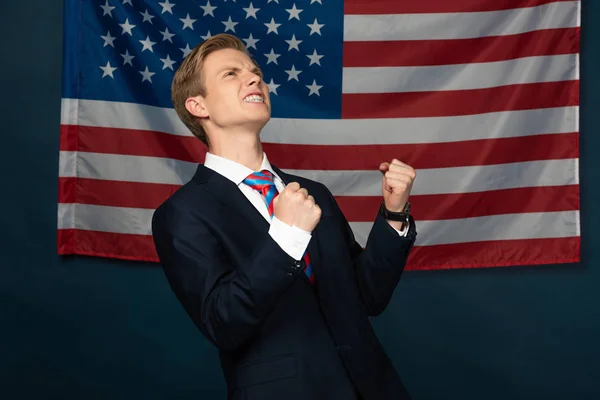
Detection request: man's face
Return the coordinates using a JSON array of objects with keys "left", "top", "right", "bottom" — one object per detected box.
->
[{"left": 197, "top": 48, "right": 271, "bottom": 132}]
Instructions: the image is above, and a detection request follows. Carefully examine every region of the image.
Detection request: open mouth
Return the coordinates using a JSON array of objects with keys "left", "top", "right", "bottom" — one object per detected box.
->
[{"left": 243, "top": 94, "right": 264, "bottom": 103}]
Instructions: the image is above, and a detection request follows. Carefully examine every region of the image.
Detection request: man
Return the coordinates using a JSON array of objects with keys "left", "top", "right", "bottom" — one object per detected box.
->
[{"left": 152, "top": 33, "right": 417, "bottom": 400}]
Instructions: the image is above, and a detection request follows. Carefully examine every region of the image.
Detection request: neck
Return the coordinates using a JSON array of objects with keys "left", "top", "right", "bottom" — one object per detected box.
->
[{"left": 207, "top": 127, "right": 264, "bottom": 171}]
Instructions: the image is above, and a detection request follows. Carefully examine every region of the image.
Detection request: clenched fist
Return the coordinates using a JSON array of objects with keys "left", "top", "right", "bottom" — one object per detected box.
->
[
  {"left": 379, "top": 159, "right": 416, "bottom": 212},
  {"left": 273, "top": 182, "right": 321, "bottom": 232}
]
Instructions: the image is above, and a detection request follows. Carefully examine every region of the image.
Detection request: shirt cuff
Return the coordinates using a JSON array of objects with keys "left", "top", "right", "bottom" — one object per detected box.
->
[
  {"left": 391, "top": 221, "right": 410, "bottom": 237},
  {"left": 269, "top": 216, "right": 312, "bottom": 260}
]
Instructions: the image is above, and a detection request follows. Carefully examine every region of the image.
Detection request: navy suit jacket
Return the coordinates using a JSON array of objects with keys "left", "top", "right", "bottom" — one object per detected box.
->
[{"left": 152, "top": 163, "right": 417, "bottom": 400}]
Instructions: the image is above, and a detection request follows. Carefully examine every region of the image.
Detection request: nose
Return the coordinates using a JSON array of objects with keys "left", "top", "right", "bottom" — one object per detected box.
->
[{"left": 247, "top": 71, "right": 261, "bottom": 86}]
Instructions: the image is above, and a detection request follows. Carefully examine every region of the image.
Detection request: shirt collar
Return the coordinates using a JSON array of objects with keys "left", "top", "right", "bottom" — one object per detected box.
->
[{"left": 204, "top": 151, "right": 280, "bottom": 186}]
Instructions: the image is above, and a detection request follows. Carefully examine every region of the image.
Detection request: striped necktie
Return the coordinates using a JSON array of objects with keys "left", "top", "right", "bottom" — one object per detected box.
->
[{"left": 243, "top": 170, "right": 315, "bottom": 284}]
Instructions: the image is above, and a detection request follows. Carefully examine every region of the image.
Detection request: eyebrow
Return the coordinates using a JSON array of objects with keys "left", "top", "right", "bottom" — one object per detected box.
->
[{"left": 216, "top": 65, "right": 262, "bottom": 76}]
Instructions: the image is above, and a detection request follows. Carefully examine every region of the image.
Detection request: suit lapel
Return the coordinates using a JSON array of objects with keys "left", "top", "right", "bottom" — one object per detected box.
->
[{"left": 195, "top": 165, "right": 270, "bottom": 234}]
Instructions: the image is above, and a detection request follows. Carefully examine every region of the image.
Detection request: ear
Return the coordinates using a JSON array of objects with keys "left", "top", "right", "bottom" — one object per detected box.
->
[{"left": 185, "top": 95, "right": 209, "bottom": 118}]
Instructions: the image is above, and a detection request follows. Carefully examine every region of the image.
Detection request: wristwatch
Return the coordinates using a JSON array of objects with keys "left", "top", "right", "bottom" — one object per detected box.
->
[{"left": 379, "top": 201, "right": 411, "bottom": 225}]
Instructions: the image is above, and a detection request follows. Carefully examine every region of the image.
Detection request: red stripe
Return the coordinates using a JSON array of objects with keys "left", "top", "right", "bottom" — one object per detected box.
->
[
  {"left": 265, "top": 133, "right": 578, "bottom": 170},
  {"left": 58, "top": 177, "right": 579, "bottom": 221},
  {"left": 59, "top": 124, "right": 578, "bottom": 170},
  {"left": 342, "top": 81, "right": 579, "bottom": 119},
  {"left": 65, "top": 125, "right": 209, "bottom": 162},
  {"left": 58, "top": 178, "right": 178, "bottom": 209},
  {"left": 406, "top": 237, "right": 579, "bottom": 270},
  {"left": 58, "top": 229, "right": 158, "bottom": 262},
  {"left": 344, "top": 0, "right": 572, "bottom": 14},
  {"left": 336, "top": 185, "right": 579, "bottom": 221},
  {"left": 56, "top": 230, "right": 579, "bottom": 269},
  {"left": 344, "top": 28, "right": 580, "bottom": 67},
  {"left": 59, "top": 124, "right": 79, "bottom": 151}
]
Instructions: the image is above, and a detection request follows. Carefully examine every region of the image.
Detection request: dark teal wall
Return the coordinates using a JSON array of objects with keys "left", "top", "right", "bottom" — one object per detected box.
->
[{"left": 1, "top": 1, "right": 598, "bottom": 399}]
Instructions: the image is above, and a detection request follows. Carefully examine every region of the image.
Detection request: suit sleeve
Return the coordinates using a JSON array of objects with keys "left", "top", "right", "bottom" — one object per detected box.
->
[
  {"left": 151, "top": 200, "right": 304, "bottom": 352},
  {"left": 323, "top": 184, "right": 417, "bottom": 317}
]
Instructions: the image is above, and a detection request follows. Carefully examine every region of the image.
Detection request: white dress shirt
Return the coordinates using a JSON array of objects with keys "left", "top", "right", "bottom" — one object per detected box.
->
[{"left": 204, "top": 152, "right": 408, "bottom": 261}]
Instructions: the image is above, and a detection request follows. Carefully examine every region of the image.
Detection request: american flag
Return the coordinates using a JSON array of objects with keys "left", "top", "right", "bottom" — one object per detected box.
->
[{"left": 58, "top": 0, "right": 581, "bottom": 270}]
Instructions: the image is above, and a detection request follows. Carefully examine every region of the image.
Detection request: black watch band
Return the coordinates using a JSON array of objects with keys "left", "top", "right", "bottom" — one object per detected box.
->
[{"left": 379, "top": 201, "right": 411, "bottom": 224}]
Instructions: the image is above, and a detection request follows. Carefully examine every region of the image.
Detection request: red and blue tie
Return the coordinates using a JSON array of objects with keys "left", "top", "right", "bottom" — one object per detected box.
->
[{"left": 243, "top": 170, "right": 315, "bottom": 284}]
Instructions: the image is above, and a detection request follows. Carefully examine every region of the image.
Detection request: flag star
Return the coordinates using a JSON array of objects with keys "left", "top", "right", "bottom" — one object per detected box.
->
[
  {"left": 286, "top": 3, "right": 302, "bottom": 21},
  {"left": 139, "top": 66, "right": 155, "bottom": 83},
  {"left": 158, "top": 0, "right": 175, "bottom": 14},
  {"left": 285, "top": 34, "right": 302, "bottom": 51},
  {"left": 201, "top": 30, "right": 212, "bottom": 40},
  {"left": 122, "top": 0, "right": 133, "bottom": 5},
  {"left": 306, "top": 49, "right": 324, "bottom": 66},
  {"left": 119, "top": 19, "right": 136, "bottom": 36},
  {"left": 264, "top": 18, "right": 281, "bottom": 35},
  {"left": 99, "top": 61, "right": 117, "bottom": 78},
  {"left": 140, "top": 9, "right": 155, "bottom": 24},
  {"left": 180, "top": 43, "right": 193, "bottom": 58},
  {"left": 285, "top": 65, "right": 302, "bottom": 82},
  {"left": 139, "top": 36, "right": 156, "bottom": 52},
  {"left": 268, "top": 0, "right": 279, "bottom": 3},
  {"left": 161, "top": 54, "right": 177, "bottom": 71},
  {"left": 267, "top": 78, "right": 280, "bottom": 95},
  {"left": 160, "top": 27, "right": 175, "bottom": 43},
  {"left": 311, "top": 0, "right": 322, "bottom": 3},
  {"left": 243, "top": 2, "right": 260, "bottom": 19},
  {"left": 306, "top": 80, "right": 323, "bottom": 96},
  {"left": 307, "top": 18, "right": 324, "bottom": 35},
  {"left": 121, "top": 49, "right": 135, "bottom": 66},
  {"left": 264, "top": 48, "right": 281, "bottom": 65},
  {"left": 200, "top": 0, "right": 217, "bottom": 17},
  {"left": 243, "top": 33, "right": 259, "bottom": 50},
  {"left": 100, "top": 0, "right": 115, "bottom": 17},
  {"left": 101, "top": 31, "right": 116, "bottom": 48},
  {"left": 180, "top": 13, "right": 196, "bottom": 30},
  {"left": 222, "top": 16, "right": 238, "bottom": 33}
]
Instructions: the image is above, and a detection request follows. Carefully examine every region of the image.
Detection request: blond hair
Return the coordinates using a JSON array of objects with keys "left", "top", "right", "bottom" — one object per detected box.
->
[{"left": 171, "top": 34, "right": 253, "bottom": 146}]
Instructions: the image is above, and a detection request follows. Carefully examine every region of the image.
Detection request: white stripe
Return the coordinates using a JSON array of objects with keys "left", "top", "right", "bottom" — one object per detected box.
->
[
  {"left": 55, "top": 204, "right": 579, "bottom": 248},
  {"left": 343, "top": 55, "right": 577, "bottom": 93},
  {"left": 59, "top": 150, "right": 77, "bottom": 178},
  {"left": 57, "top": 204, "right": 153, "bottom": 234},
  {"left": 58, "top": 152, "right": 578, "bottom": 196},
  {"left": 62, "top": 98, "right": 578, "bottom": 145},
  {"left": 350, "top": 211, "right": 580, "bottom": 247},
  {"left": 59, "top": 151, "right": 198, "bottom": 185},
  {"left": 288, "top": 159, "right": 578, "bottom": 196},
  {"left": 61, "top": 98, "right": 191, "bottom": 137},
  {"left": 343, "top": 1, "right": 579, "bottom": 41},
  {"left": 57, "top": 201, "right": 75, "bottom": 230}
]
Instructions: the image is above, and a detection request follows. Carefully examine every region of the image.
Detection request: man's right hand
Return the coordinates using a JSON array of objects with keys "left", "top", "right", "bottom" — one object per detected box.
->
[{"left": 273, "top": 182, "right": 321, "bottom": 233}]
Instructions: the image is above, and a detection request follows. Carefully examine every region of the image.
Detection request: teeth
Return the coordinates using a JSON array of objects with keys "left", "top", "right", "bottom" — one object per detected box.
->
[{"left": 244, "top": 94, "right": 263, "bottom": 103}]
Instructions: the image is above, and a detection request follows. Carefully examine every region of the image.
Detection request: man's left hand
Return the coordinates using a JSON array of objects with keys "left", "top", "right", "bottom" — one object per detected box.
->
[{"left": 379, "top": 159, "right": 416, "bottom": 212}]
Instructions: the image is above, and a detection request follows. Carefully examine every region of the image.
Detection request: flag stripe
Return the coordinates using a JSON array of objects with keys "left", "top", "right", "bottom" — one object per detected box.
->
[
  {"left": 60, "top": 125, "right": 578, "bottom": 169},
  {"left": 343, "top": 28, "right": 579, "bottom": 68},
  {"left": 57, "top": 229, "right": 158, "bottom": 262},
  {"left": 56, "top": 229, "right": 579, "bottom": 270},
  {"left": 58, "top": 152, "right": 578, "bottom": 196},
  {"left": 344, "top": 0, "right": 572, "bottom": 15},
  {"left": 336, "top": 185, "right": 579, "bottom": 221},
  {"left": 57, "top": 203, "right": 578, "bottom": 246},
  {"left": 343, "top": 55, "right": 577, "bottom": 94},
  {"left": 342, "top": 80, "right": 579, "bottom": 119},
  {"left": 58, "top": 177, "right": 579, "bottom": 221},
  {"left": 60, "top": 99, "right": 578, "bottom": 145},
  {"left": 352, "top": 210, "right": 579, "bottom": 246},
  {"left": 343, "top": 1, "right": 578, "bottom": 41},
  {"left": 407, "top": 237, "right": 580, "bottom": 270}
]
